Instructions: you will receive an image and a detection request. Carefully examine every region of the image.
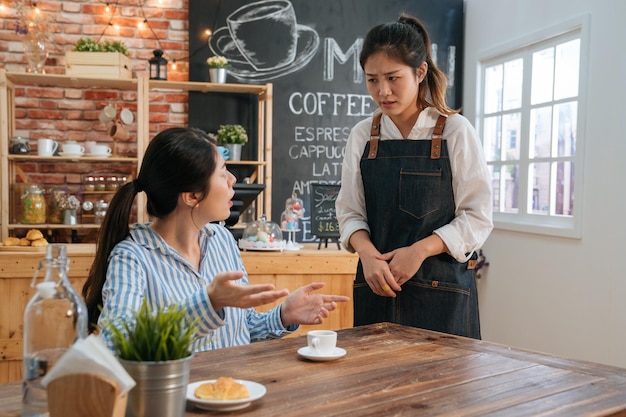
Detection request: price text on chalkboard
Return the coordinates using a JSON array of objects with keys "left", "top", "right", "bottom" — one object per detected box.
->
[{"left": 310, "top": 183, "right": 341, "bottom": 238}]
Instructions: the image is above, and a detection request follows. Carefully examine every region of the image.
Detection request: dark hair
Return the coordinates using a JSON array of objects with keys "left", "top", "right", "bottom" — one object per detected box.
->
[
  {"left": 359, "top": 13, "right": 458, "bottom": 115},
  {"left": 82, "top": 127, "right": 218, "bottom": 332}
]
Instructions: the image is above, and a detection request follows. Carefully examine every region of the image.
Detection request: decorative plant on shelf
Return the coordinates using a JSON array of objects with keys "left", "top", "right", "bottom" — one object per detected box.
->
[
  {"left": 217, "top": 124, "right": 248, "bottom": 145},
  {"left": 72, "top": 37, "right": 130, "bottom": 56},
  {"left": 206, "top": 55, "right": 229, "bottom": 69}
]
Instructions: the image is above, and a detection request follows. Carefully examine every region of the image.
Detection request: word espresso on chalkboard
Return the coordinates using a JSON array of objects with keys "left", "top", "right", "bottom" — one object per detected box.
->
[{"left": 310, "top": 183, "right": 340, "bottom": 239}]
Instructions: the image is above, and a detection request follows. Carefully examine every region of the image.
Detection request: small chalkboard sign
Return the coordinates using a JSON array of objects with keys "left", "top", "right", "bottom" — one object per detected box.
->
[{"left": 310, "top": 183, "right": 341, "bottom": 249}]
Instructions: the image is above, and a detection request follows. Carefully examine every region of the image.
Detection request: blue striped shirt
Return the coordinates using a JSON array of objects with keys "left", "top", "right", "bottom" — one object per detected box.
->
[{"left": 98, "top": 222, "right": 296, "bottom": 351}]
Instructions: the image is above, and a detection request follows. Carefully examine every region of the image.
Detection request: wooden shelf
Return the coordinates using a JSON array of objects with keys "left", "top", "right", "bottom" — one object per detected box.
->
[
  {"left": 0, "top": 70, "right": 273, "bottom": 242},
  {"left": 8, "top": 223, "right": 100, "bottom": 230}
]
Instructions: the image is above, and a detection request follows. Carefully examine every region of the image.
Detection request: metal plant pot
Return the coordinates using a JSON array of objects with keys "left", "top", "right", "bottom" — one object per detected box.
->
[{"left": 119, "top": 355, "right": 193, "bottom": 417}]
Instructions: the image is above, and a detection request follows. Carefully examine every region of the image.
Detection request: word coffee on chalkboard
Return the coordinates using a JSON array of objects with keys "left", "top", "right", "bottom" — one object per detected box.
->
[{"left": 310, "top": 183, "right": 340, "bottom": 239}]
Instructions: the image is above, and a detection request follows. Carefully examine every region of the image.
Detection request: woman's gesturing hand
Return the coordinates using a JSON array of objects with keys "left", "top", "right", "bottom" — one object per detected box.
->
[
  {"left": 208, "top": 271, "right": 289, "bottom": 311},
  {"left": 280, "top": 282, "right": 350, "bottom": 326}
]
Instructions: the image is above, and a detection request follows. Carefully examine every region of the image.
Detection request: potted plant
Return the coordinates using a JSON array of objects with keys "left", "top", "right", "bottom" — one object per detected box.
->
[
  {"left": 66, "top": 37, "right": 132, "bottom": 79},
  {"left": 206, "top": 55, "right": 229, "bottom": 83},
  {"left": 101, "top": 299, "right": 198, "bottom": 417},
  {"left": 217, "top": 124, "right": 248, "bottom": 161}
]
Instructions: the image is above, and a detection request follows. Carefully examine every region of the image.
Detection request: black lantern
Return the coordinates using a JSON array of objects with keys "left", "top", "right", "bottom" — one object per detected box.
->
[{"left": 149, "top": 49, "right": 167, "bottom": 80}]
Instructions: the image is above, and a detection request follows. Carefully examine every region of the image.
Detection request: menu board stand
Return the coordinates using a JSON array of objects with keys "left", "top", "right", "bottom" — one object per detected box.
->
[{"left": 310, "top": 183, "right": 341, "bottom": 250}]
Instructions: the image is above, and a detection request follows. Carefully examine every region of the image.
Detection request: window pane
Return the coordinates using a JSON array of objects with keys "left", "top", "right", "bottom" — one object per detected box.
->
[
  {"left": 553, "top": 101, "right": 577, "bottom": 157},
  {"left": 483, "top": 116, "right": 501, "bottom": 161},
  {"left": 529, "top": 162, "right": 550, "bottom": 214},
  {"left": 502, "top": 113, "right": 520, "bottom": 160},
  {"left": 554, "top": 39, "right": 580, "bottom": 100},
  {"left": 489, "top": 165, "right": 501, "bottom": 213},
  {"left": 552, "top": 161, "right": 575, "bottom": 216},
  {"left": 503, "top": 164, "right": 519, "bottom": 214},
  {"left": 531, "top": 47, "right": 555, "bottom": 105},
  {"left": 484, "top": 64, "right": 503, "bottom": 113},
  {"left": 503, "top": 59, "right": 523, "bottom": 110},
  {"left": 529, "top": 106, "right": 552, "bottom": 159}
]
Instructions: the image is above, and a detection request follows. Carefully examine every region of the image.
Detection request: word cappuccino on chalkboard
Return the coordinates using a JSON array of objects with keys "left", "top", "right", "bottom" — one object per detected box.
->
[{"left": 310, "top": 183, "right": 340, "bottom": 238}]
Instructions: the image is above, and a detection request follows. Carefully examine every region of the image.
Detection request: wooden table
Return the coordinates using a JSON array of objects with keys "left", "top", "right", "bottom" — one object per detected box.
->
[{"left": 2, "top": 323, "right": 626, "bottom": 416}]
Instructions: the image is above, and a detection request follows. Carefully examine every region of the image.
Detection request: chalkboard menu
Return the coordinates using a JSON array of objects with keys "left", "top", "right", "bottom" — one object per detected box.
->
[
  {"left": 310, "top": 183, "right": 340, "bottom": 239},
  {"left": 189, "top": 0, "right": 464, "bottom": 242}
]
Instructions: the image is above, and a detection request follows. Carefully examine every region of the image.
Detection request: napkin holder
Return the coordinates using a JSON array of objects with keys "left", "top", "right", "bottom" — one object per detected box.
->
[{"left": 47, "top": 373, "right": 128, "bottom": 417}]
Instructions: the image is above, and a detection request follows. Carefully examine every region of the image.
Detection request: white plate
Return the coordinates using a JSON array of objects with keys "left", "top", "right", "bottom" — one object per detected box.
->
[
  {"left": 187, "top": 379, "right": 266, "bottom": 411},
  {"left": 58, "top": 152, "right": 83, "bottom": 158},
  {"left": 86, "top": 153, "right": 112, "bottom": 158},
  {"left": 297, "top": 346, "right": 347, "bottom": 362}
]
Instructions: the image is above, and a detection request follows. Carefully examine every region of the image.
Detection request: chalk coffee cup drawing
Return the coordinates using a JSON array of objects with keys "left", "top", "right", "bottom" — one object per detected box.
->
[
  {"left": 109, "top": 120, "right": 130, "bottom": 141},
  {"left": 217, "top": 146, "right": 230, "bottom": 160},
  {"left": 37, "top": 138, "right": 59, "bottom": 156},
  {"left": 307, "top": 330, "right": 337, "bottom": 355},
  {"left": 99, "top": 103, "right": 117, "bottom": 123},
  {"left": 226, "top": 0, "right": 298, "bottom": 71},
  {"left": 61, "top": 142, "right": 85, "bottom": 155},
  {"left": 90, "top": 144, "right": 112, "bottom": 156}
]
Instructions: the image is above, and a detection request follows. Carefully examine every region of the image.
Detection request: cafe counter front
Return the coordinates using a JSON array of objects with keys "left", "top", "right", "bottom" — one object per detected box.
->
[{"left": 0, "top": 243, "right": 357, "bottom": 384}]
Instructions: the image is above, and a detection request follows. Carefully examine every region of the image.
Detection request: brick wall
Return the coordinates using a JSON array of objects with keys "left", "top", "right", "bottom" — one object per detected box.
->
[{"left": 0, "top": 0, "right": 191, "bottom": 242}]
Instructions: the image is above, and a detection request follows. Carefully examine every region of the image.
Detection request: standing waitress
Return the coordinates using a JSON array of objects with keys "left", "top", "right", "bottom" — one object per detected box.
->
[{"left": 336, "top": 14, "right": 493, "bottom": 339}]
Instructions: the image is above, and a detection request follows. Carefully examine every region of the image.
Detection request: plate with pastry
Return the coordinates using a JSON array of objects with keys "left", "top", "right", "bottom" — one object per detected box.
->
[{"left": 187, "top": 377, "right": 266, "bottom": 411}]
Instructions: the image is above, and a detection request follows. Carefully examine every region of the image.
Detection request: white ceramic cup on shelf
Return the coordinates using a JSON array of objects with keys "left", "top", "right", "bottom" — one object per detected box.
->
[
  {"left": 61, "top": 142, "right": 85, "bottom": 155},
  {"left": 307, "top": 330, "right": 337, "bottom": 355},
  {"left": 90, "top": 144, "right": 112, "bottom": 156},
  {"left": 38, "top": 138, "right": 59, "bottom": 156}
]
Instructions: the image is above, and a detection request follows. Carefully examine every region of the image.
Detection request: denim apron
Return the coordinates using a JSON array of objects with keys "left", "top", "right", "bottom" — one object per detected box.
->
[{"left": 354, "top": 113, "right": 481, "bottom": 339}]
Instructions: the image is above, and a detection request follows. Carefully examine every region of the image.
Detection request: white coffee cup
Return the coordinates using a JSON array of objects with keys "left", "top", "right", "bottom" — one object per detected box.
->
[
  {"left": 307, "top": 330, "right": 337, "bottom": 355},
  {"left": 38, "top": 138, "right": 59, "bottom": 156},
  {"left": 90, "top": 144, "right": 112, "bottom": 156},
  {"left": 62, "top": 142, "right": 85, "bottom": 155}
]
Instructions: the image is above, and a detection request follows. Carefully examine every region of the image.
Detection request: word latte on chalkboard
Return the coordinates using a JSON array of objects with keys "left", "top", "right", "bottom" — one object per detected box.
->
[{"left": 310, "top": 183, "right": 341, "bottom": 249}]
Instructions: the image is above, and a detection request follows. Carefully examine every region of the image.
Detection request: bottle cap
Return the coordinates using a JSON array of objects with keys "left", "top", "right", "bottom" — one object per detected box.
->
[{"left": 37, "top": 282, "right": 56, "bottom": 298}]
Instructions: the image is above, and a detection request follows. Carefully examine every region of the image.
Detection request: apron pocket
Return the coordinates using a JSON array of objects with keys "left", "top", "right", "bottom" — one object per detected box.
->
[{"left": 399, "top": 168, "right": 441, "bottom": 219}]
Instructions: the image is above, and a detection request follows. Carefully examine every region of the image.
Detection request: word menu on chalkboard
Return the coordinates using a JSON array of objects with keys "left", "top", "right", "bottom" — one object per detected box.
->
[{"left": 310, "top": 183, "right": 340, "bottom": 241}]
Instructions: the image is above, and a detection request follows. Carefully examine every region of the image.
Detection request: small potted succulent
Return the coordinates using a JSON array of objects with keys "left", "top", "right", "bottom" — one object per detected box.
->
[
  {"left": 207, "top": 55, "right": 229, "bottom": 83},
  {"left": 217, "top": 124, "right": 248, "bottom": 161},
  {"left": 101, "top": 299, "right": 198, "bottom": 417}
]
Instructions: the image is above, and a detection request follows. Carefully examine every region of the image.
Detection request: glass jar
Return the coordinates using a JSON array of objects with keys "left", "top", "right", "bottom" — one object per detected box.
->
[
  {"left": 239, "top": 215, "right": 285, "bottom": 250},
  {"left": 94, "top": 177, "right": 106, "bottom": 192},
  {"left": 94, "top": 200, "right": 108, "bottom": 224},
  {"left": 83, "top": 176, "right": 95, "bottom": 192},
  {"left": 106, "top": 176, "right": 119, "bottom": 191},
  {"left": 47, "top": 189, "right": 68, "bottom": 224},
  {"left": 9, "top": 136, "right": 30, "bottom": 155},
  {"left": 21, "top": 185, "right": 46, "bottom": 224}
]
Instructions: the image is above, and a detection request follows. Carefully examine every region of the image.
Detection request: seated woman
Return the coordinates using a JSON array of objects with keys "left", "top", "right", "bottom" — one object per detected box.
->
[{"left": 82, "top": 127, "right": 349, "bottom": 351}]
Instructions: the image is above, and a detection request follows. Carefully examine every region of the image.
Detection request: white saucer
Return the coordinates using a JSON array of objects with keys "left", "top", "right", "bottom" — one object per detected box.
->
[
  {"left": 187, "top": 379, "right": 266, "bottom": 411},
  {"left": 297, "top": 346, "right": 346, "bottom": 362},
  {"left": 58, "top": 152, "right": 83, "bottom": 158}
]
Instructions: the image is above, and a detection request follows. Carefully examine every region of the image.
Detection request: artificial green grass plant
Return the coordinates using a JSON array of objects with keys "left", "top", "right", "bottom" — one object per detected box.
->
[{"left": 103, "top": 299, "right": 198, "bottom": 362}]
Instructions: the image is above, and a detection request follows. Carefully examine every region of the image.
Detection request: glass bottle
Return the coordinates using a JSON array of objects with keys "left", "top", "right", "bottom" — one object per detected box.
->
[
  {"left": 20, "top": 185, "right": 46, "bottom": 224},
  {"left": 22, "top": 244, "right": 88, "bottom": 417}
]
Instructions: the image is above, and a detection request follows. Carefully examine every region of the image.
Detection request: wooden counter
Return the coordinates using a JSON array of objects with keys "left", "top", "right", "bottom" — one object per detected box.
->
[{"left": 0, "top": 243, "right": 357, "bottom": 384}]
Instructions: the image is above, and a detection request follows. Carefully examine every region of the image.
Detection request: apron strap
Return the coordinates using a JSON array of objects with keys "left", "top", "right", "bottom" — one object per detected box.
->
[
  {"left": 431, "top": 114, "right": 447, "bottom": 160},
  {"left": 367, "top": 113, "right": 383, "bottom": 159}
]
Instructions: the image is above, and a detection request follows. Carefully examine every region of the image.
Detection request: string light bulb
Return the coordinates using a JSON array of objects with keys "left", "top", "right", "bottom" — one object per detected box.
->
[
  {"left": 138, "top": 18, "right": 147, "bottom": 29},
  {"left": 171, "top": 59, "right": 177, "bottom": 70},
  {"left": 105, "top": 3, "right": 110, "bottom": 13}
]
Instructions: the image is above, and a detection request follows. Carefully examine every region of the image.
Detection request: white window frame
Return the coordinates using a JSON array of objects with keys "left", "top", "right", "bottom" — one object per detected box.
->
[{"left": 476, "top": 15, "right": 590, "bottom": 239}]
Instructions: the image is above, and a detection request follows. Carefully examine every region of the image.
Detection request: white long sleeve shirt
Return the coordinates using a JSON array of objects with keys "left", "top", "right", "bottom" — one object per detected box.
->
[{"left": 336, "top": 107, "right": 493, "bottom": 262}]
